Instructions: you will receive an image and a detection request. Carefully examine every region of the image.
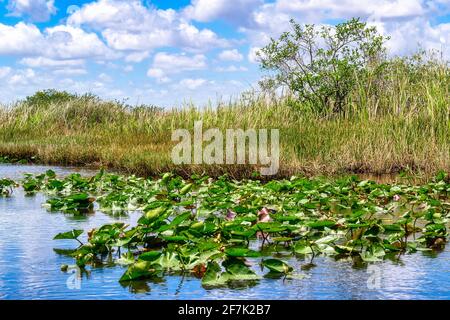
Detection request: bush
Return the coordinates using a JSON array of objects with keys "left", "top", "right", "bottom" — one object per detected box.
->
[
  {"left": 258, "top": 18, "right": 389, "bottom": 115},
  {"left": 23, "top": 89, "right": 78, "bottom": 107}
]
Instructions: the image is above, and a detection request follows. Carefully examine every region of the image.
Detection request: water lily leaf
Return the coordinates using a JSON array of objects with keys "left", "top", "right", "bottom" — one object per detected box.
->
[
  {"left": 360, "top": 251, "right": 383, "bottom": 262},
  {"left": 145, "top": 206, "right": 166, "bottom": 221},
  {"left": 347, "top": 223, "right": 371, "bottom": 228},
  {"left": 223, "top": 259, "right": 260, "bottom": 281},
  {"left": 383, "top": 224, "right": 402, "bottom": 232},
  {"left": 225, "top": 247, "right": 261, "bottom": 257},
  {"left": 161, "top": 235, "right": 188, "bottom": 242},
  {"left": 202, "top": 262, "right": 229, "bottom": 287},
  {"left": 169, "top": 212, "right": 192, "bottom": 227},
  {"left": 307, "top": 220, "right": 336, "bottom": 229},
  {"left": 113, "top": 237, "right": 133, "bottom": 247},
  {"left": 272, "top": 237, "right": 293, "bottom": 242},
  {"left": 155, "top": 252, "right": 181, "bottom": 271},
  {"left": 53, "top": 229, "right": 83, "bottom": 240},
  {"left": 179, "top": 183, "right": 193, "bottom": 195},
  {"left": 315, "top": 235, "right": 339, "bottom": 244},
  {"left": 316, "top": 243, "right": 337, "bottom": 255},
  {"left": 285, "top": 273, "right": 306, "bottom": 280},
  {"left": 53, "top": 248, "right": 77, "bottom": 256},
  {"left": 262, "top": 259, "right": 293, "bottom": 274},
  {"left": 230, "top": 229, "right": 257, "bottom": 238},
  {"left": 294, "top": 243, "right": 313, "bottom": 255},
  {"left": 334, "top": 245, "right": 355, "bottom": 254},
  {"left": 119, "top": 261, "right": 160, "bottom": 282},
  {"left": 116, "top": 252, "right": 136, "bottom": 265},
  {"left": 138, "top": 251, "right": 162, "bottom": 262}
]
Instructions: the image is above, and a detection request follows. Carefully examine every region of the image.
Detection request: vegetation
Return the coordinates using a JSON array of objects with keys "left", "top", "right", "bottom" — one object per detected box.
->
[
  {"left": 0, "top": 178, "right": 16, "bottom": 196},
  {"left": 0, "top": 19, "right": 448, "bottom": 179},
  {"left": 4, "top": 170, "right": 448, "bottom": 285},
  {"left": 259, "top": 18, "right": 388, "bottom": 114}
]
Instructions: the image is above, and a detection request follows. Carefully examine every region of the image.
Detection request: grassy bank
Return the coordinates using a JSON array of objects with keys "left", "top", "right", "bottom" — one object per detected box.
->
[{"left": 0, "top": 56, "right": 449, "bottom": 179}]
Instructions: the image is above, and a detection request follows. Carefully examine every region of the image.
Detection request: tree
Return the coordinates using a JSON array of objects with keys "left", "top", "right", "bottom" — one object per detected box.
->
[{"left": 258, "top": 18, "right": 389, "bottom": 114}]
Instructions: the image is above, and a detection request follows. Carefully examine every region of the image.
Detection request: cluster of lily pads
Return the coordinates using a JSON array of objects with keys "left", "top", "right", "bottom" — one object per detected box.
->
[
  {"left": 3, "top": 169, "right": 450, "bottom": 287},
  {"left": 0, "top": 155, "right": 31, "bottom": 164},
  {"left": 0, "top": 178, "right": 16, "bottom": 196}
]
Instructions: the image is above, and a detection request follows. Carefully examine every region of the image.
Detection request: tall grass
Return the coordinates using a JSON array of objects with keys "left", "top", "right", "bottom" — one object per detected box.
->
[{"left": 0, "top": 54, "right": 448, "bottom": 179}]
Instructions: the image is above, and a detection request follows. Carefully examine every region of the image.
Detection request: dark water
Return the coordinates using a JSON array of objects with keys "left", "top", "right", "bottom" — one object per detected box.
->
[{"left": 0, "top": 164, "right": 449, "bottom": 300}]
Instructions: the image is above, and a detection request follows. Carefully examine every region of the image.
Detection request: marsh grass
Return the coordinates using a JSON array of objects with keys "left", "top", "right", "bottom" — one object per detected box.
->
[{"left": 0, "top": 55, "right": 448, "bottom": 179}]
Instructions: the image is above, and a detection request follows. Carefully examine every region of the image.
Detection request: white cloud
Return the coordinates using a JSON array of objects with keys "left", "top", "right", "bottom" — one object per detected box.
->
[
  {"left": 43, "top": 25, "right": 114, "bottom": 60},
  {"left": 0, "top": 22, "right": 42, "bottom": 55},
  {"left": 274, "top": 0, "right": 428, "bottom": 21},
  {"left": 7, "top": 0, "right": 57, "bottom": 22},
  {"left": 147, "top": 68, "right": 165, "bottom": 79},
  {"left": 98, "top": 73, "right": 113, "bottom": 82},
  {"left": 52, "top": 68, "right": 87, "bottom": 76},
  {"left": 123, "top": 65, "right": 134, "bottom": 72},
  {"left": 216, "top": 65, "right": 248, "bottom": 72},
  {"left": 125, "top": 51, "right": 150, "bottom": 63},
  {"left": 184, "top": 0, "right": 262, "bottom": 25},
  {"left": 248, "top": 47, "right": 262, "bottom": 64},
  {"left": 218, "top": 49, "right": 243, "bottom": 62},
  {"left": 179, "top": 78, "right": 207, "bottom": 90},
  {"left": 0, "top": 67, "right": 12, "bottom": 79},
  {"left": 0, "top": 22, "right": 113, "bottom": 60},
  {"left": 147, "top": 52, "right": 207, "bottom": 80},
  {"left": 378, "top": 18, "right": 450, "bottom": 57},
  {"left": 20, "top": 57, "right": 84, "bottom": 68},
  {"left": 242, "top": 0, "right": 450, "bottom": 59},
  {"left": 175, "top": 23, "right": 228, "bottom": 51},
  {"left": 68, "top": 0, "right": 228, "bottom": 52},
  {"left": 9, "top": 68, "right": 36, "bottom": 86}
]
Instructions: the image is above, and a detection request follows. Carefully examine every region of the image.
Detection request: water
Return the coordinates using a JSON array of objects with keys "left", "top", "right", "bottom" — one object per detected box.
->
[{"left": 0, "top": 164, "right": 449, "bottom": 300}]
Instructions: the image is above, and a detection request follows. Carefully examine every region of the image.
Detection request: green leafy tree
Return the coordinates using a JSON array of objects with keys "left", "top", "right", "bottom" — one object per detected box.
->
[{"left": 258, "top": 18, "right": 389, "bottom": 114}]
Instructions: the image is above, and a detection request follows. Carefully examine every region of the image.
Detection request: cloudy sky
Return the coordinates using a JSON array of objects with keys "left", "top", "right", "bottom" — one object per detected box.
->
[{"left": 0, "top": 0, "right": 449, "bottom": 107}]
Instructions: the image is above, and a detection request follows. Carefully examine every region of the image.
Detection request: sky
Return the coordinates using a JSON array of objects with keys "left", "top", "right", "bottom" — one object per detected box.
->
[{"left": 0, "top": 0, "right": 449, "bottom": 107}]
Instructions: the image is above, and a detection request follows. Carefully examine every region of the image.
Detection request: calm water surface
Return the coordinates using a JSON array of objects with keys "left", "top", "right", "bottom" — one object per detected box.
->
[{"left": 0, "top": 164, "right": 449, "bottom": 300}]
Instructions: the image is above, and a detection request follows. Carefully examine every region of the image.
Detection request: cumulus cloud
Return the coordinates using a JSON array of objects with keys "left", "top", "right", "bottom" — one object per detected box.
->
[
  {"left": 0, "top": 22, "right": 113, "bottom": 60},
  {"left": 6, "top": 0, "right": 57, "bottom": 22},
  {"left": 377, "top": 18, "right": 450, "bottom": 57},
  {"left": 44, "top": 25, "right": 115, "bottom": 60},
  {"left": 215, "top": 65, "right": 248, "bottom": 72},
  {"left": 52, "top": 68, "right": 87, "bottom": 76},
  {"left": 242, "top": 0, "right": 450, "bottom": 58},
  {"left": 274, "top": 0, "right": 428, "bottom": 21},
  {"left": 125, "top": 51, "right": 150, "bottom": 63},
  {"left": 68, "top": 0, "right": 228, "bottom": 52},
  {"left": 147, "top": 52, "right": 207, "bottom": 81},
  {"left": 218, "top": 49, "right": 243, "bottom": 62},
  {"left": 20, "top": 57, "right": 85, "bottom": 68},
  {"left": 0, "top": 67, "right": 12, "bottom": 79},
  {"left": 8, "top": 68, "right": 36, "bottom": 86},
  {"left": 184, "top": 0, "right": 263, "bottom": 25},
  {"left": 0, "top": 22, "right": 42, "bottom": 55},
  {"left": 179, "top": 78, "right": 207, "bottom": 90}
]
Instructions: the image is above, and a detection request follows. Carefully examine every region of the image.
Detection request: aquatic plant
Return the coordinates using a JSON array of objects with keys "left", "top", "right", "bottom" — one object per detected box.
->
[
  {"left": 0, "top": 178, "right": 16, "bottom": 196},
  {"left": 45, "top": 170, "right": 449, "bottom": 287}
]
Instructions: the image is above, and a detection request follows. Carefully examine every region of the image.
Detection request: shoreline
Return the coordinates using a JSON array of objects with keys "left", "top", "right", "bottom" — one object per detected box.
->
[{"left": 0, "top": 154, "right": 443, "bottom": 184}]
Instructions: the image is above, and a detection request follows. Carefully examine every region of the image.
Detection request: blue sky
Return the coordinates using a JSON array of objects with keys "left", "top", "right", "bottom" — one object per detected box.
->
[{"left": 0, "top": 0, "right": 449, "bottom": 107}]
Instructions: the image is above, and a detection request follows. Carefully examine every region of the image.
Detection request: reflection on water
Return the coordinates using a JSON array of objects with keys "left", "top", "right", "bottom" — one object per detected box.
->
[{"left": 0, "top": 165, "right": 449, "bottom": 300}]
